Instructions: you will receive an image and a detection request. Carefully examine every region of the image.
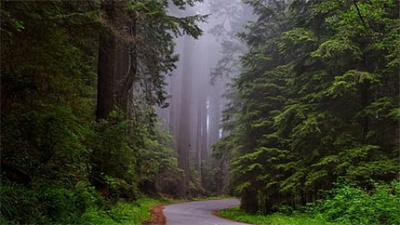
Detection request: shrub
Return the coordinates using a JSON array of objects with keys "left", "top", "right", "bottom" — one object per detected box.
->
[
  {"left": 315, "top": 181, "right": 400, "bottom": 225},
  {"left": 0, "top": 177, "right": 103, "bottom": 224}
]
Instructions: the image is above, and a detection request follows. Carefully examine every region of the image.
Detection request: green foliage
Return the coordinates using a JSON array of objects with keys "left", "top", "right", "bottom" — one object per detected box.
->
[
  {"left": 313, "top": 181, "right": 400, "bottom": 225},
  {"left": 122, "top": 0, "right": 207, "bottom": 106},
  {"left": 137, "top": 125, "right": 182, "bottom": 196},
  {"left": 0, "top": 178, "right": 103, "bottom": 224},
  {"left": 86, "top": 115, "right": 139, "bottom": 201},
  {"left": 87, "top": 106, "right": 182, "bottom": 199},
  {"left": 1, "top": 0, "right": 200, "bottom": 223},
  {"left": 218, "top": 0, "right": 400, "bottom": 213},
  {"left": 80, "top": 198, "right": 163, "bottom": 225},
  {"left": 218, "top": 207, "right": 333, "bottom": 225}
]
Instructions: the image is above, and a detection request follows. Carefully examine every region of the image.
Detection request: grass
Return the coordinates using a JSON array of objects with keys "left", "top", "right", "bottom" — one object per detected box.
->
[
  {"left": 79, "top": 197, "right": 167, "bottom": 225},
  {"left": 218, "top": 206, "right": 334, "bottom": 225}
]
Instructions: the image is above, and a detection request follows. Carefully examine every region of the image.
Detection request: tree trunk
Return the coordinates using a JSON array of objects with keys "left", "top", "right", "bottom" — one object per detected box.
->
[
  {"left": 116, "top": 21, "right": 136, "bottom": 117},
  {"left": 96, "top": 1, "right": 135, "bottom": 120},
  {"left": 96, "top": 30, "right": 116, "bottom": 120},
  {"left": 176, "top": 36, "right": 194, "bottom": 196}
]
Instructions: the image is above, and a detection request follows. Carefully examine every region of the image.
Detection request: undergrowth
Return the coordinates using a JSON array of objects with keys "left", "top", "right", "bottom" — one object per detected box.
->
[
  {"left": 79, "top": 198, "right": 163, "bottom": 225},
  {"left": 311, "top": 181, "right": 400, "bottom": 225},
  {"left": 218, "top": 207, "right": 331, "bottom": 225},
  {"left": 0, "top": 177, "right": 165, "bottom": 225},
  {"left": 219, "top": 181, "right": 400, "bottom": 225}
]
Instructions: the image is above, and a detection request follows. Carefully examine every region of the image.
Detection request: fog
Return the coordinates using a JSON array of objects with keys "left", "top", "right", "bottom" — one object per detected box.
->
[{"left": 157, "top": 0, "right": 254, "bottom": 195}]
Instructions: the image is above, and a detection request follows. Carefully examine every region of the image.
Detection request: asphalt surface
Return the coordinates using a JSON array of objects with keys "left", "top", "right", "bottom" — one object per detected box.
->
[{"left": 163, "top": 199, "right": 251, "bottom": 225}]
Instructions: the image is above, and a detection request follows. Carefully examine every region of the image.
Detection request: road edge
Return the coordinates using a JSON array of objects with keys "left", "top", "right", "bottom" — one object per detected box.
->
[
  {"left": 143, "top": 204, "right": 166, "bottom": 225},
  {"left": 212, "top": 209, "right": 255, "bottom": 225}
]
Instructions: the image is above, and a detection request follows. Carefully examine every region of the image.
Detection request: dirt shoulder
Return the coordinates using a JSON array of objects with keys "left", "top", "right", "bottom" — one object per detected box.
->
[{"left": 143, "top": 204, "right": 166, "bottom": 225}]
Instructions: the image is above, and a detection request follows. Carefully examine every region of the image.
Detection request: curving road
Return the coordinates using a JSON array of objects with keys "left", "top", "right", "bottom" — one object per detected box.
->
[{"left": 163, "top": 199, "right": 251, "bottom": 225}]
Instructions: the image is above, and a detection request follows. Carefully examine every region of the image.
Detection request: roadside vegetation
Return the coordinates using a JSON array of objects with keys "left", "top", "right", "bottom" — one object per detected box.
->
[
  {"left": 79, "top": 198, "right": 165, "bottom": 225},
  {"left": 219, "top": 207, "right": 331, "bottom": 225},
  {"left": 0, "top": 185, "right": 165, "bottom": 225},
  {"left": 219, "top": 181, "right": 400, "bottom": 225}
]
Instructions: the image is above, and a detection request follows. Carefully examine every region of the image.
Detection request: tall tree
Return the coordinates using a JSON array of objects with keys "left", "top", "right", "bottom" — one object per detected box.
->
[
  {"left": 222, "top": 0, "right": 400, "bottom": 213},
  {"left": 96, "top": 0, "right": 206, "bottom": 121},
  {"left": 176, "top": 36, "right": 195, "bottom": 196},
  {"left": 207, "top": 0, "right": 254, "bottom": 195},
  {"left": 0, "top": 0, "right": 206, "bottom": 223}
]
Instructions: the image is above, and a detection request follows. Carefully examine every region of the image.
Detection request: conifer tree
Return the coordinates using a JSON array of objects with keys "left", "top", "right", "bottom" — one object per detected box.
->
[{"left": 219, "top": 0, "right": 400, "bottom": 213}]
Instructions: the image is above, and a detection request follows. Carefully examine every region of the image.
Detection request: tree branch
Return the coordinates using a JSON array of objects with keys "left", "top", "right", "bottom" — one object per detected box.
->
[{"left": 353, "top": 0, "right": 368, "bottom": 30}]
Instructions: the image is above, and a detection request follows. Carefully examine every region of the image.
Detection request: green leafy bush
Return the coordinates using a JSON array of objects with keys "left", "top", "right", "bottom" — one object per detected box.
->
[
  {"left": 79, "top": 198, "right": 162, "bottom": 225},
  {"left": 0, "top": 178, "right": 103, "bottom": 224},
  {"left": 0, "top": 179, "right": 47, "bottom": 224},
  {"left": 314, "top": 181, "right": 400, "bottom": 225}
]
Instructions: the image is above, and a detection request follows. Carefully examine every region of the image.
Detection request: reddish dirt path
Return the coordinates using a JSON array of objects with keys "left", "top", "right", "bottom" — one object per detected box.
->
[{"left": 143, "top": 204, "right": 166, "bottom": 225}]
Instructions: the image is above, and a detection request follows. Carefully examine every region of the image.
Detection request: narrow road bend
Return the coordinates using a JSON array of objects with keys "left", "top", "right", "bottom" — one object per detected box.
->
[{"left": 163, "top": 198, "right": 251, "bottom": 225}]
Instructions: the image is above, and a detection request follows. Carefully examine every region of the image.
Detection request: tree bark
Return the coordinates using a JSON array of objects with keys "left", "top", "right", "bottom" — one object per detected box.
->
[
  {"left": 96, "top": 1, "right": 135, "bottom": 120},
  {"left": 96, "top": 29, "right": 116, "bottom": 120},
  {"left": 176, "top": 36, "right": 194, "bottom": 196}
]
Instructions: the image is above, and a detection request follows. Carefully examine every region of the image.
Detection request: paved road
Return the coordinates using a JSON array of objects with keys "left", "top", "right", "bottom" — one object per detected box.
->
[{"left": 163, "top": 199, "right": 251, "bottom": 225}]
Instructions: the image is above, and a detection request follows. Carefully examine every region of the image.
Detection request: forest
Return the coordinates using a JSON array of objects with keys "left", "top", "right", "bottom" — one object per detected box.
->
[{"left": 1, "top": 0, "right": 399, "bottom": 225}]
